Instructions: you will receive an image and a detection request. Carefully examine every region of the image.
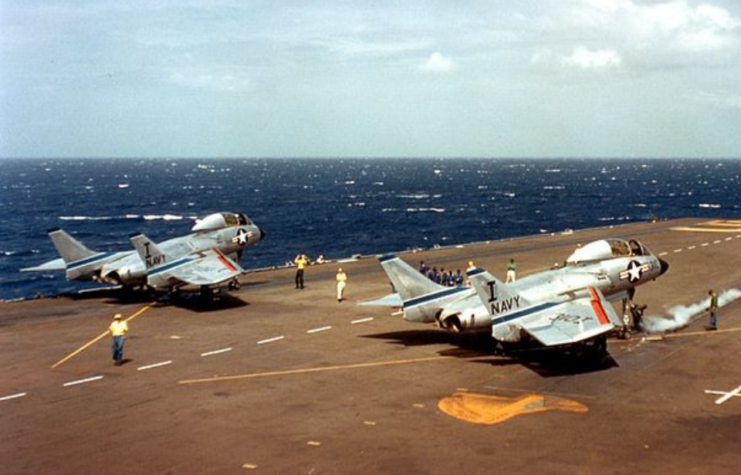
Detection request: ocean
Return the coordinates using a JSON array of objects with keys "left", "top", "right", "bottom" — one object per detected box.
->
[{"left": 1, "top": 158, "right": 739, "bottom": 300}]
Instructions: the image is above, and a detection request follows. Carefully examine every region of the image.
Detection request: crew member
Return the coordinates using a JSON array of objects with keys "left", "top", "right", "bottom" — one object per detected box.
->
[
  {"left": 629, "top": 302, "right": 647, "bottom": 330},
  {"left": 419, "top": 261, "right": 428, "bottom": 275},
  {"left": 506, "top": 259, "right": 517, "bottom": 283},
  {"left": 708, "top": 289, "right": 719, "bottom": 330},
  {"left": 109, "top": 313, "right": 129, "bottom": 366},
  {"left": 336, "top": 267, "right": 347, "bottom": 302},
  {"left": 294, "top": 254, "right": 309, "bottom": 289},
  {"left": 465, "top": 261, "right": 476, "bottom": 286}
]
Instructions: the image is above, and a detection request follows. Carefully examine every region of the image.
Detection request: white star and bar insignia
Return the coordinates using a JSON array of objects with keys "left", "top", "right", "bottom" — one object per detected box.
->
[
  {"left": 231, "top": 228, "right": 252, "bottom": 245},
  {"left": 620, "top": 260, "right": 650, "bottom": 283}
]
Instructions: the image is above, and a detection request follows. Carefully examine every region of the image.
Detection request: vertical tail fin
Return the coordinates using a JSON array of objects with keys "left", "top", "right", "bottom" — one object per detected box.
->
[
  {"left": 130, "top": 233, "right": 168, "bottom": 269},
  {"left": 467, "top": 267, "right": 529, "bottom": 315},
  {"left": 378, "top": 254, "right": 444, "bottom": 301},
  {"left": 48, "top": 228, "right": 96, "bottom": 264}
]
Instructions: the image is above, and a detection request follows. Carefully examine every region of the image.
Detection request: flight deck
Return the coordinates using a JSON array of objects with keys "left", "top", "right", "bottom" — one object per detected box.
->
[{"left": 1, "top": 218, "right": 740, "bottom": 474}]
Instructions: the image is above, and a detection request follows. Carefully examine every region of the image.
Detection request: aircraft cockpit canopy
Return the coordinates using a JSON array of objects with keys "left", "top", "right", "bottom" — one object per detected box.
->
[
  {"left": 566, "top": 238, "right": 652, "bottom": 264},
  {"left": 192, "top": 212, "right": 254, "bottom": 231}
]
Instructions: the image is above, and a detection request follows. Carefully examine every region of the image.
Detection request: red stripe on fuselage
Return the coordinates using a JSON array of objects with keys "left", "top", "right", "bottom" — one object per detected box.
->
[
  {"left": 213, "top": 248, "right": 237, "bottom": 272},
  {"left": 589, "top": 287, "right": 610, "bottom": 325}
]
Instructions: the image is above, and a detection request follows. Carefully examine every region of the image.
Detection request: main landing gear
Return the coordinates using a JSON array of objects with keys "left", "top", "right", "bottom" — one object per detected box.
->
[{"left": 573, "top": 335, "right": 608, "bottom": 361}]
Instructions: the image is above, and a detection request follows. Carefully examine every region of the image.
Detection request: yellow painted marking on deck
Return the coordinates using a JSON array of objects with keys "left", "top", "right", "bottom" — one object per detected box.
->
[
  {"left": 670, "top": 227, "right": 741, "bottom": 233},
  {"left": 438, "top": 392, "right": 588, "bottom": 425},
  {"left": 363, "top": 421, "right": 377, "bottom": 426},
  {"left": 671, "top": 220, "right": 741, "bottom": 233},
  {"left": 242, "top": 463, "right": 258, "bottom": 470},
  {"left": 51, "top": 302, "right": 156, "bottom": 369},
  {"left": 307, "top": 441, "right": 321, "bottom": 446},
  {"left": 706, "top": 220, "right": 741, "bottom": 227},
  {"left": 178, "top": 356, "right": 453, "bottom": 385},
  {"left": 662, "top": 326, "right": 741, "bottom": 339}
]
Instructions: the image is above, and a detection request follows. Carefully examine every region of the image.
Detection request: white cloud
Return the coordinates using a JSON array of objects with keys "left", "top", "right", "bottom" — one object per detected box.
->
[
  {"left": 168, "top": 67, "right": 252, "bottom": 93},
  {"left": 561, "top": 46, "right": 622, "bottom": 69},
  {"left": 575, "top": 0, "right": 741, "bottom": 56},
  {"left": 418, "top": 52, "right": 454, "bottom": 73},
  {"left": 697, "top": 91, "right": 741, "bottom": 110}
]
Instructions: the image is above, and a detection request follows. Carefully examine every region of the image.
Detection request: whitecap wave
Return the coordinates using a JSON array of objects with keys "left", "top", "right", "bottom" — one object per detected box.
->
[
  {"left": 143, "top": 214, "right": 185, "bottom": 221},
  {"left": 397, "top": 194, "right": 430, "bottom": 199},
  {"left": 60, "top": 216, "right": 116, "bottom": 221},
  {"left": 698, "top": 203, "right": 721, "bottom": 209},
  {"left": 405, "top": 208, "right": 445, "bottom": 213}
]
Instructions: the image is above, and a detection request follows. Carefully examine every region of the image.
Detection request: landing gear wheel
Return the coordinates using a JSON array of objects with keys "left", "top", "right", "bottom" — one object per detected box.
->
[
  {"left": 593, "top": 335, "right": 608, "bottom": 359},
  {"left": 228, "top": 279, "right": 241, "bottom": 291},
  {"left": 200, "top": 286, "right": 214, "bottom": 300}
]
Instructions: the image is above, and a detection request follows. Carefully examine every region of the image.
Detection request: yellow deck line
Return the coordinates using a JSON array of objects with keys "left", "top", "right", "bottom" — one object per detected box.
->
[
  {"left": 670, "top": 227, "right": 741, "bottom": 233},
  {"left": 179, "top": 356, "right": 453, "bottom": 385},
  {"left": 51, "top": 302, "right": 156, "bottom": 369},
  {"left": 662, "top": 326, "right": 741, "bottom": 339}
]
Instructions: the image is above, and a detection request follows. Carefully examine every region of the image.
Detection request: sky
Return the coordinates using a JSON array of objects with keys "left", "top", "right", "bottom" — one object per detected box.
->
[{"left": 1, "top": 0, "right": 740, "bottom": 159}]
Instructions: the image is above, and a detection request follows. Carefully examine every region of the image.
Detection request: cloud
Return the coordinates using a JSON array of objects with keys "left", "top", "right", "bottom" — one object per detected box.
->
[
  {"left": 697, "top": 91, "right": 741, "bottom": 110},
  {"left": 168, "top": 67, "right": 252, "bottom": 93},
  {"left": 561, "top": 46, "right": 622, "bottom": 69},
  {"left": 575, "top": 0, "right": 741, "bottom": 58},
  {"left": 418, "top": 52, "right": 454, "bottom": 73}
]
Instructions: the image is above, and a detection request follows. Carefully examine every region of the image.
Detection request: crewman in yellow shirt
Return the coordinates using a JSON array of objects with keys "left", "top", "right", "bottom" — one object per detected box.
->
[
  {"left": 336, "top": 267, "right": 347, "bottom": 302},
  {"left": 294, "top": 254, "right": 309, "bottom": 289},
  {"left": 109, "top": 313, "right": 129, "bottom": 366}
]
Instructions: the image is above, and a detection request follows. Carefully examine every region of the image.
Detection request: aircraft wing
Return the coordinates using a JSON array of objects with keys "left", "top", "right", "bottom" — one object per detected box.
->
[
  {"left": 517, "top": 288, "right": 622, "bottom": 346},
  {"left": 358, "top": 293, "right": 404, "bottom": 307},
  {"left": 21, "top": 257, "right": 67, "bottom": 272},
  {"left": 150, "top": 248, "right": 244, "bottom": 287}
]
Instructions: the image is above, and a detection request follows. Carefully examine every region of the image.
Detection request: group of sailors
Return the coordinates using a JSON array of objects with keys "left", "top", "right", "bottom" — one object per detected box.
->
[
  {"left": 418, "top": 261, "right": 467, "bottom": 287},
  {"left": 419, "top": 258, "right": 518, "bottom": 286}
]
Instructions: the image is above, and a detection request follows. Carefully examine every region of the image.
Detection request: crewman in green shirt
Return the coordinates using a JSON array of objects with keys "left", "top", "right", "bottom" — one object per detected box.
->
[{"left": 708, "top": 289, "right": 719, "bottom": 330}]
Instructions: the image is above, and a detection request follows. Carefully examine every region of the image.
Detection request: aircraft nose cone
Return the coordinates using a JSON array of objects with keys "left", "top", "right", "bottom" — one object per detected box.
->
[
  {"left": 259, "top": 228, "right": 266, "bottom": 241},
  {"left": 659, "top": 258, "right": 669, "bottom": 275}
]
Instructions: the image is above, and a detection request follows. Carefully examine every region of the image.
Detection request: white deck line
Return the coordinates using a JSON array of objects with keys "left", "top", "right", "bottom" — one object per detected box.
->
[
  {"left": 351, "top": 317, "right": 374, "bottom": 324},
  {"left": 201, "top": 347, "right": 233, "bottom": 357},
  {"left": 0, "top": 392, "right": 27, "bottom": 402},
  {"left": 307, "top": 326, "right": 332, "bottom": 334},
  {"left": 257, "top": 336, "right": 284, "bottom": 345},
  {"left": 137, "top": 360, "right": 173, "bottom": 371},
  {"left": 705, "top": 385, "right": 741, "bottom": 405},
  {"left": 63, "top": 375, "right": 104, "bottom": 387}
]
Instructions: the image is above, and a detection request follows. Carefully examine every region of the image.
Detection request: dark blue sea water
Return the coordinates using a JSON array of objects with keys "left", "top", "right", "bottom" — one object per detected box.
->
[{"left": 1, "top": 158, "right": 739, "bottom": 300}]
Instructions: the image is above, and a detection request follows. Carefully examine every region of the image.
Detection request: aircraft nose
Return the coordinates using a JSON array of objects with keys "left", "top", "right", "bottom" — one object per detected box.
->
[
  {"left": 659, "top": 258, "right": 669, "bottom": 276},
  {"left": 259, "top": 228, "right": 266, "bottom": 241}
]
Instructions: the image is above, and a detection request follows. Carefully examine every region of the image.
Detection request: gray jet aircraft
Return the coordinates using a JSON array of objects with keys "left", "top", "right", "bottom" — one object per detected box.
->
[
  {"left": 22, "top": 212, "right": 265, "bottom": 295},
  {"left": 373, "top": 238, "right": 669, "bottom": 357}
]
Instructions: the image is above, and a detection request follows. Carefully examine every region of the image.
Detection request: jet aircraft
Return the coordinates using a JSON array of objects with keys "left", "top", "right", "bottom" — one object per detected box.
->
[
  {"left": 373, "top": 238, "right": 669, "bottom": 357},
  {"left": 22, "top": 212, "right": 265, "bottom": 295}
]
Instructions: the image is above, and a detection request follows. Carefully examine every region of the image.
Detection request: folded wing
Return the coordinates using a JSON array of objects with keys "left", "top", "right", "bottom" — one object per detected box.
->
[
  {"left": 517, "top": 287, "right": 622, "bottom": 346},
  {"left": 147, "top": 248, "right": 244, "bottom": 287}
]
